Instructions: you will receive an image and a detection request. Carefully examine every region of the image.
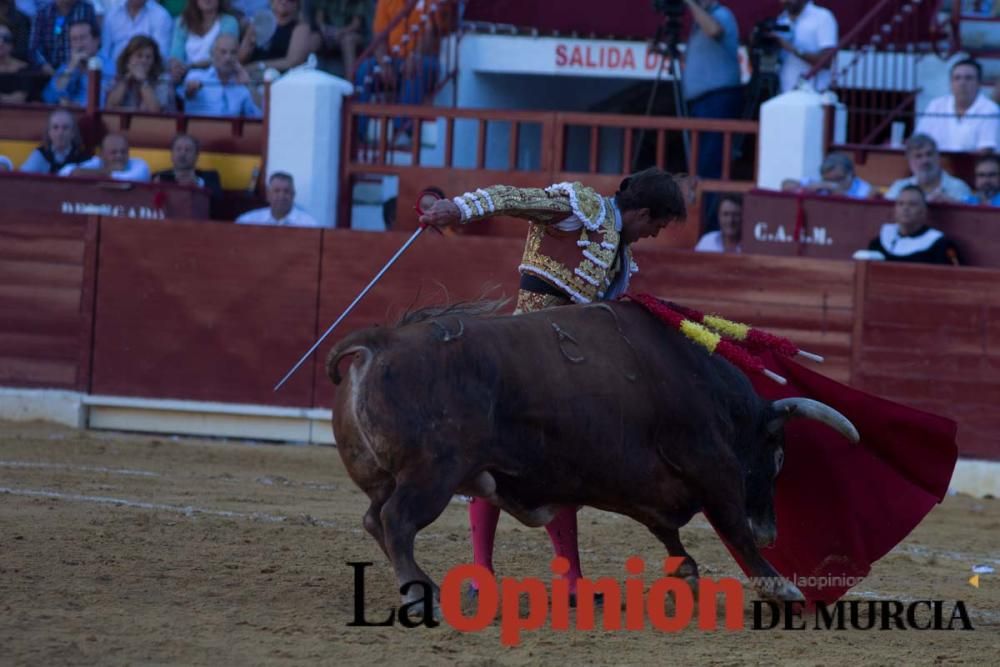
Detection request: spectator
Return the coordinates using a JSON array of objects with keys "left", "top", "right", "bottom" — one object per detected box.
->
[
  {"left": 694, "top": 194, "right": 742, "bottom": 253},
  {"left": 864, "top": 185, "right": 961, "bottom": 266},
  {"left": 0, "top": 154, "right": 12, "bottom": 170},
  {"left": 235, "top": 171, "right": 319, "bottom": 226},
  {"left": 915, "top": 59, "right": 999, "bottom": 153},
  {"left": 773, "top": 0, "right": 838, "bottom": 93},
  {"left": 0, "top": 18, "right": 34, "bottom": 102},
  {"left": 59, "top": 132, "right": 151, "bottom": 181},
  {"left": 102, "top": 0, "right": 173, "bottom": 74},
  {"left": 681, "top": 0, "right": 742, "bottom": 181},
  {"left": 181, "top": 33, "right": 262, "bottom": 116},
  {"left": 314, "top": 0, "right": 367, "bottom": 76},
  {"left": 106, "top": 34, "right": 175, "bottom": 110},
  {"left": 1, "top": 0, "right": 30, "bottom": 61},
  {"left": 152, "top": 133, "right": 223, "bottom": 198},
  {"left": 781, "top": 152, "right": 874, "bottom": 198},
  {"left": 168, "top": 0, "right": 239, "bottom": 82},
  {"left": 20, "top": 109, "right": 90, "bottom": 174},
  {"left": 965, "top": 154, "right": 1000, "bottom": 206},
  {"left": 355, "top": 0, "right": 440, "bottom": 107},
  {"left": 240, "top": 0, "right": 315, "bottom": 73},
  {"left": 885, "top": 134, "right": 972, "bottom": 202},
  {"left": 30, "top": 0, "right": 97, "bottom": 72},
  {"left": 42, "top": 20, "right": 104, "bottom": 106}
]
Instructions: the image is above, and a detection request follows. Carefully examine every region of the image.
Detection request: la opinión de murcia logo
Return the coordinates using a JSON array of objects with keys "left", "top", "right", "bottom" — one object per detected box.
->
[{"left": 346, "top": 558, "right": 974, "bottom": 646}]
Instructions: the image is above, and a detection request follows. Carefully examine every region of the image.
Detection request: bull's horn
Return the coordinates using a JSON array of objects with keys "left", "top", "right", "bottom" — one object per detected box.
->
[{"left": 772, "top": 398, "right": 860, "bottom": 443}]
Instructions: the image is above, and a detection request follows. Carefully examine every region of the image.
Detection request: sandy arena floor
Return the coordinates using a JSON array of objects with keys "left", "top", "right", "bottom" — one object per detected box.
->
[{"left": 1, "top": 420, "right": 997, "bottom": 665}]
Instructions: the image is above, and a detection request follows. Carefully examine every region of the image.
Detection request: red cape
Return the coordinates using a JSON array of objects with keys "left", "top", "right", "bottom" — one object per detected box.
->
[{"left": 717, "top": 352, "right": 958, "bottom": 604}]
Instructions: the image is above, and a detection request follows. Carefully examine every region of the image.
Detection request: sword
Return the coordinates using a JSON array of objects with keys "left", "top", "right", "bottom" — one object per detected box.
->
[{"left": 273, "top": 224, "right": 430, "bottom": 391}]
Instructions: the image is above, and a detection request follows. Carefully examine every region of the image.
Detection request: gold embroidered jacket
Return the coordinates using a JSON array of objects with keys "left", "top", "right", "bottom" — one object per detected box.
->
[{"left": 452, "top": 182, "right": 638, "bottom": 304}]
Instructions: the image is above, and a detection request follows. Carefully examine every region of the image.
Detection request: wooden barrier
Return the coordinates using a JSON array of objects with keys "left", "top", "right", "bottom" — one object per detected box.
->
[
  {"left": 0, "top": 214, "right": 97, "bottom": 390},
  {"left": 90, "top": 219, "right": 322, "bottom": 408},
  {"left": 742, "top": 189, "right": 1000, "bottom": 267},
  {"left": 2, "top": 217, "right": 997, "bottom": 460},
  {"left": 0, "top": 171, "right": 211, "bottom": 220}
]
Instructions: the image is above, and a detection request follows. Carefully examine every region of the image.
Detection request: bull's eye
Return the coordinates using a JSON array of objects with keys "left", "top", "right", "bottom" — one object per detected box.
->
[{"left": 774, "top": 449, "right": 785, "bottom": 474}]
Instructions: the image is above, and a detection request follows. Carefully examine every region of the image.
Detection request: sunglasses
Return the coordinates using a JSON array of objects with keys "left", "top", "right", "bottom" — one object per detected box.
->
[{"left": 0, "top": 34, "right": 13, "bottom": 44}]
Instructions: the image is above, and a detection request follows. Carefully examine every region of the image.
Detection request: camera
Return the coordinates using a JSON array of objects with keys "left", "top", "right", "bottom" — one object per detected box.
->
[
  {"left": 749, "top": 17, "right": 792, "bottom": 75},
  {"left": 650, "top": 0, "right": 685, "bottom": 55},
  {"left": 651, "top": 0, "right": 686, "bottom": 18}
]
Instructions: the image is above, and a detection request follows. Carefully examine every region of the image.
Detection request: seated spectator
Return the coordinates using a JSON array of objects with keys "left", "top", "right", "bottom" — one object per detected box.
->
[
  {"left": 864, "top": 185, "right": 961, "bottom": 266},
  {"left": 29, "top": 0, "right": 97, "bottom": 72},
  {"left": 236, "top": 171, "right": 319, "bottom": 226},
  {"left": 965, "top": 154, "right": 1000, "bottom": 206},
  {"left": 885, "top": 134, "right": 972, "bottom": 202},
  {"left": 168, "top": 0, "right": 239, "bottom": 82},
  {"left": 781, "top": 152, "right": 874, "bottom": 199},
  {"left": 314, "top": 0, "right": 367, "bottom": 76},
  {"left": 20, "top": 108, "right": 90, "bottom": 174},
  {"left": 101, "top": 0, "right": 173, "bottom": 74},
  {"left": 915, "top": 58, "right": 999, "bottom": 153},
  {"left": 59, "top": 132, "right": 151, "bottom": 181},
  {"left": 0, "top": 154, "right": 12, "bottom": 170},
  {"left": 1, "top": 0, "right": 30, "bottom": 61},
  {"left": 0, "top": 19, "right": 34, "bottom": 102},
  {"left": 240, "top": 0, "right": 315, "bottom": 73},
  {"left": 153, "top": 133, "right": 223, "bottom": 198},
  {"left": 181, "top": 34, "right": 262, "bottom": 116},
  {"left": 106, "top": 34, "right": 176, "bottom": 111},
  {"left": 42, "top": 20, "right": 104, "bottom": 106},
  {"left": 695, "top": 194, "right": 742, "bottom": 253}
]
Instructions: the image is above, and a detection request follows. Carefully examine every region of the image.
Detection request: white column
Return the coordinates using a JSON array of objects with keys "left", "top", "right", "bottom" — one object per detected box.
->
[
  {"left": 756, "top": 89, "right": 830, "bottom": 191},
  {"left": 267, "top": 70, "right": 354, "bottom": 227}
]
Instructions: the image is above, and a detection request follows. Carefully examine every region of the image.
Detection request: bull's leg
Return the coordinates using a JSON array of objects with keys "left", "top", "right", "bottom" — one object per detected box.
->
[
  {"left": 380, "top": 469, "right": 463, "bottom": 611},
  {"left": 361, "top": 475, "right": 396, "bottom": 558},
  {"left": 699, "top": 496, "right": 804, "bottom": 602},
  {"left": 645, "top": 522, "right": 699, "bottom": 588}
]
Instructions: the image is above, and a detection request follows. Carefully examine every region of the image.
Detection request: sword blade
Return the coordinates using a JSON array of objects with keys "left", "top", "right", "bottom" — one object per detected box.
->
[{"left": 273, "top": 225, "right": 427, "bottom": 391}]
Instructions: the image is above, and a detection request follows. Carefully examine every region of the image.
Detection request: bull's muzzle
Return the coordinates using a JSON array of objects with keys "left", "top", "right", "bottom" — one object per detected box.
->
[{"left": 748, "top": 517, "right": 777, "bottom": 549}]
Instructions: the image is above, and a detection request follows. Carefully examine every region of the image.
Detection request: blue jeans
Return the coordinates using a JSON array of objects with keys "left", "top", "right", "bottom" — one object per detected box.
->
[{"left": 687, "top": 86, "right": 744, "bottom": 179}]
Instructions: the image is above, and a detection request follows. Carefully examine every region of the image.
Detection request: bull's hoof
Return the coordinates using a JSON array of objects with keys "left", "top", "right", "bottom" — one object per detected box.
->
[{"left": 757, "top": 577, "right": 805, "bottom": 603}]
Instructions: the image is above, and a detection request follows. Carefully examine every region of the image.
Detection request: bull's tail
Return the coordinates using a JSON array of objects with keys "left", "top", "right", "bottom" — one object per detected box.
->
[{"left": 325, "top": 328, "right": 388, "bottom": 385}]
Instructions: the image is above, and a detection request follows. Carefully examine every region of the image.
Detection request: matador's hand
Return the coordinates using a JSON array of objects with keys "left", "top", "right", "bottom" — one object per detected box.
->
[{"left": 418, "top": 199, "right": 461, "bottom": 227}]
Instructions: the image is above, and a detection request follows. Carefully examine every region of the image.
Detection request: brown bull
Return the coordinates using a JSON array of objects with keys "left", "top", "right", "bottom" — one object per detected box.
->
[{"left": 327, "top": 300, "right": 858, "bottom": 606}]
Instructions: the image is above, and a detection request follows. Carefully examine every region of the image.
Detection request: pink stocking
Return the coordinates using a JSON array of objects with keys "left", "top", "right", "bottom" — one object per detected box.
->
[
  {"left": 545, "top": 507, "right": 583, "bottom": 592},
  {"left": 468, "top": 498, "right": 500, "bottom": 588}
]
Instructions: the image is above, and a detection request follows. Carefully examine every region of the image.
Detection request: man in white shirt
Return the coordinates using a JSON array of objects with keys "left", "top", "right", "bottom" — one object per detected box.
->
[
  {"left": 884, "top": 133, "right": 972, "bottom": 202},
  {"left": 181, "top": 34, "right": 262, "bottom": 118},
  {"left": 915, "top": 59, "right": 999, "bottom": 153},
  {"left": 694, "top": 193, "right": 742, "bottom": 253},
  {"left": 236, "top": 172, "right": 319, "bottom": 227},
  {"left": 59, "top": 132, "right": 151, "bottom": 181},
  {"left": 773, "top": 0, "right": 838, "bottom": 93},
  {"left": 101, "top": 0, "right": 171, "bottom": 72}
]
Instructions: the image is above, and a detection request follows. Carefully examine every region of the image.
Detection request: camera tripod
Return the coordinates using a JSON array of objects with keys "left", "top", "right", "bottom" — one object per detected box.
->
[{"left": 631, "top": 31, "right": 690, "bottom": 172}]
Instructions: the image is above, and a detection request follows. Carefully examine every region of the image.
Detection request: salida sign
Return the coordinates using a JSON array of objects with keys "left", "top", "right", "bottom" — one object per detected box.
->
[
  {"left": 554, "top": 43, "right": 671, "bottom": 75},
  {"left": 347, "top": 558, "right": 974, "bottom": 647}
]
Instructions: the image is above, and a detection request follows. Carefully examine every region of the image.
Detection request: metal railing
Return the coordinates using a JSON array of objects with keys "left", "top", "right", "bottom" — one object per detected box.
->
[{"left": 350, "top": 0, "right": 462, "bottom": 108}]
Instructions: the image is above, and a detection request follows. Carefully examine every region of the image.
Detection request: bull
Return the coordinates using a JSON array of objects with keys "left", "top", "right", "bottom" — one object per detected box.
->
[{"left": 326, "top": 299, "right": 859, "bottom": 606}]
